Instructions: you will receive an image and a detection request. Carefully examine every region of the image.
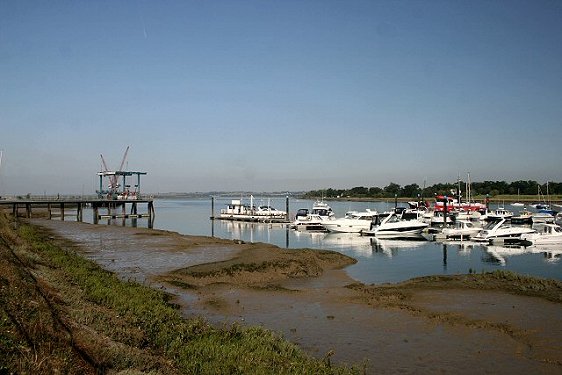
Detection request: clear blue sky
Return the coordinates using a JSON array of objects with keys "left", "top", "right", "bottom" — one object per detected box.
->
[{"left": 1, "top": 0, "right": 561, "bottom": 194}]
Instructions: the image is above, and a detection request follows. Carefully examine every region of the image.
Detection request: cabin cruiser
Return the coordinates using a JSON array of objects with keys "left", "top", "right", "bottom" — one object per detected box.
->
[
  {"left": 520, "top": 223, "right": 562, "bottom": 246},
  {"left": 427, "top": 210, "right": 454, "bottom": 226},
  {"left": 291, "top": 213, "right": 329, "bottom": 231},
  {"left": 322, "top": 209, "right": 378, "bottom": 233},
  {"left": 310, "top": 200, "right": 335, "bottom": 219},
  {"left": 255, "top": 205, "right": 287, "bottom": 217},
  {"left": 363, "top": 212, "right": 428, "bottom": 238},
  {"left": 291, "top": 200, "right": 335, "bottom": 231},
  {"left": 483, "top": 207, "right": 514, "bottom": 221},
  {"left": 472, "top": 218, "right": 536, "bottom": 244},
  {"left": 511, "top": 208, "right": 533, "bottom": 225},
  {"left": 441, "top": 220, "right": 482, "bottom": 240},
  {"left": 531, "top": 210, "right": 555, "bottom": 224}
]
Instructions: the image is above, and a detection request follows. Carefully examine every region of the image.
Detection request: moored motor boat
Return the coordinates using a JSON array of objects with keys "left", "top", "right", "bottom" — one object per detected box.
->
[
  {"left": 520, "top": 223, "right": 562, "bottom": 246},
  {"left": 472, "top": 217, "right": 535, "bottom": 244},
  {"left": 363, "top": 212, "right": 428, "bottom": 238},
  {"left": 441, "top": 220, "right": 482, "bottom": 240},
  {"left": 322, "top": 209, "right": 378, "bottom": 233}
]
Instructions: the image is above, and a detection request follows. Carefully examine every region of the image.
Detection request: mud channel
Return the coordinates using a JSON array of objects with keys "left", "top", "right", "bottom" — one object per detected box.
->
[{"left": 32, "top": 219, "right": 562, "bottom": 374}]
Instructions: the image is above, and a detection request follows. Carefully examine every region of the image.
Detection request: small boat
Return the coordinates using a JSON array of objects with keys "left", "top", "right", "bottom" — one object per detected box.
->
[
  {"left": 511, "top": 208, "right": 533, "bottom": 225},
  {"left": 556, "top": 212, "right": 562, "bottom": 226},
  {"left": 291, "top": 200, "right": 335, "bottom": 231},
  {"left": 310, "top": 200, "right": 335, "bottom": 219},
  {"left": 472, "top": 218, "right": 535, "bottom": 244},
  {"left": 441, "top": 220, "right": 482, "bottom": 240},
  {"left": 255, "top": 205, "right": 287, "bottom": 217},
  {"left": 429, "top": 210, "right": 454, "bottom": 226},
  {"left": 363, "top": 212, "right": 428, "bottom": 238},
  {"left": 521, "top": 223, "right": 562, "bottom": 246},
  {"left": 484, "top": 207, "right": 514, "bottom": 221},
  {"left": 323, "top": 209, "right": 378, "bottom": 233},
  {"left": 291, "top": 213, "right": 329, "bottom": 231},
  {"left": 531, "top": 211, "right": 555, "bottom": 224}
]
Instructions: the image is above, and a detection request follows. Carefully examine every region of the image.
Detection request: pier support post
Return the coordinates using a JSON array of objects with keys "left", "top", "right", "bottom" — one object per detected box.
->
[
  {"left": 148, "top": 201, "right": 154, "bottom": 229},
  {"left": 48, "top": 203, "right": 52, "bottom": 219},
  {"left": 26, "top": 203, "right": 31, "bottom": 218},
  {"left": 60, "top": 203, "right": 65, "bottom": 221},
  {"left": 286, "top": 196, "right": 289, "bottom": 221},
  {"left": 93, "top": 204, "right": 99, "bottom": 224}
]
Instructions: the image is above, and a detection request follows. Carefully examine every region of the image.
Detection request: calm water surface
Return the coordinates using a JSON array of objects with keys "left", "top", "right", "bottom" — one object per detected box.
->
[{"left": 145, "top": 197, "right": 562, "bottom": 284}]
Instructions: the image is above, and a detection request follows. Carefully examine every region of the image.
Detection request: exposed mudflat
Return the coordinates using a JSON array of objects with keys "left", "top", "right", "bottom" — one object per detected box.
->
[{"left": 33, "top": 219, "right": 562, "bottom": 374}]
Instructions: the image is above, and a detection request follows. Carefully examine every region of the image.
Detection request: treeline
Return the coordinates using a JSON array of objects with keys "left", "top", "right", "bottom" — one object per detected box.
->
[{"left": 303, "top": 180, "right": 562, "bottom": 199}]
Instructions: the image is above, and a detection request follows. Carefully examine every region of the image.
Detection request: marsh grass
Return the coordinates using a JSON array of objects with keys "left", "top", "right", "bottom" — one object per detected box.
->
[{"left": 0, "top": 216, "right": 358, "bottom": 374}]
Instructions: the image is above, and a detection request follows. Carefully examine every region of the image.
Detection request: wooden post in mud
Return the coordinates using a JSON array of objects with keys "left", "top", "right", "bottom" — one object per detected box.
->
[
  {"left": 93, "top": 204, "right": 99, "bottom": 224},
  {"left": 60, "top": 202, "right": 65, "bottom": 221},
  {"left": 48, "top": 203, "right": 52, "bottom": 219}
]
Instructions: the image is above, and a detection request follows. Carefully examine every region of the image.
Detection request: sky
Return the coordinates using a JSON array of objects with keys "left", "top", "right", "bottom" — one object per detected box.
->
[{"left": 1, "top": 0, "right": 561, "bottom": 195}]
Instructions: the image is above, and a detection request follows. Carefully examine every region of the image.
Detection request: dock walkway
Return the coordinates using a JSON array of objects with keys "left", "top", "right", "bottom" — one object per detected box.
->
[{"left": 0, "top": 198, "right": 155, "bottom": 227}]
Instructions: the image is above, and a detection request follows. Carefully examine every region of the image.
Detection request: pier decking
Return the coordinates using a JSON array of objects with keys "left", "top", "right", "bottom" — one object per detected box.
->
[{"left": 0, "top": 198, "right": 155, "bottom": 227}]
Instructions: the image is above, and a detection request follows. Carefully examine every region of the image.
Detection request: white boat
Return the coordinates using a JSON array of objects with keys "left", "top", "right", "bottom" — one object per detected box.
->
[
  {"left": 556, "top": 212, "right": 562, "bottom": 226},
  {"left": 219, "top": 197, "right": 287, "bottom": 221},
  {"left": 310, "top": 200, "right": 335, "bottom": 219},
  {"left": 531, "top": 211, "right": 555, "bottom": 224},
  {"left": 429, "top": 210, "right": 454, "bottom": 226},
  {"left": 291, "top": 213, "right": 329, "bottom": 231},
  {"left": 472, "top": 218, "right": 535, "bottom": 244},
  {"left": 291, "top": 200, "right": 335, "bottom": 231},
  {"left": 363, "top": 212, "right": 428, "bottom": 238},
  {"left": 441, "top": 220, "right": 482, "bottom": 240},
  {"left": 520, "top": 223, "right": 562, "bottom": 246},
  {"left": 255, "top": 205, "right": 287, "bottom": 217},
  {"left": 322, "top": 209, "right": 378, "bottom": 233},
  {"left": 483, "top": 207, "right": 514, "bottom": 221}
]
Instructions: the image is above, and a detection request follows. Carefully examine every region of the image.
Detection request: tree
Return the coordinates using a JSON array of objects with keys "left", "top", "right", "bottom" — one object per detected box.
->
[{"left": 384, "top": 182, "right": 401, "bottom": 197}]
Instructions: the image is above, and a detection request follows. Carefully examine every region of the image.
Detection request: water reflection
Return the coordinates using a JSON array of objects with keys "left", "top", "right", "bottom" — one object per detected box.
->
[
  {"left": 484, "top": 244, "right": 562, "bottom": 265},
  {"left": 370, "top": 237, "right": 427, "bottom": 258}
]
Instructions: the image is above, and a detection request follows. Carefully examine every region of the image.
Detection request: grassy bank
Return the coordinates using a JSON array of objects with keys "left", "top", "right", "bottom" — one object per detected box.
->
[{"left": 0, "top": 214, "right": 358, "bottom": 374}]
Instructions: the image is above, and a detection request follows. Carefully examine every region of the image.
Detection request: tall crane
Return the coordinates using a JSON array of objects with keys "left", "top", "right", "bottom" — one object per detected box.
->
[{"left": 99, "top": 146, "right": 130, "bottom": 194}]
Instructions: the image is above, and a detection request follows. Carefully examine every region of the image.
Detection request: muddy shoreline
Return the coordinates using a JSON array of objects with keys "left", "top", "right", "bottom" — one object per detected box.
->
[{"left": 31, "top": 219, "right": 562, "bottom": 374}]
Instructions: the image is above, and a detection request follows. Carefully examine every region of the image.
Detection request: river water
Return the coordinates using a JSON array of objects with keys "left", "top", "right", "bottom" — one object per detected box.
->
[{"left": 80, "top": 196, "right": 561, "bottom": 283}]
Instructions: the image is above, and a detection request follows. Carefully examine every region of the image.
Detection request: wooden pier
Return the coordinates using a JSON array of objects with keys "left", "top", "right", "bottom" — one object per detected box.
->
[{"left": 0, "top": 198, "right": 155, "bottom": 228}]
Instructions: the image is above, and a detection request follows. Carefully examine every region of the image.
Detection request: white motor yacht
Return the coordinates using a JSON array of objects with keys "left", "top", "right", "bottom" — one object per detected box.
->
[
  {"left": 520, "top": 223, "right": 562, "bottom": 246},
  {"left": 310, "top": 200, "right": 335, "bottom": 219},
  {"left": 363, "top": 212, "right": 428, "bottom": 238},
  {"left": 472, "top": 218, "right": 535, "bottom": 244},
  {"left": 291, "top": 213, "right": 329, "bottom": 231},
  {"left": 483, "top": 207, "right": 514, "bottom": 221},
  {"left": 441, "top": 220, "right": 482, "bottom": 240},
  {"left": 323, "top": 209, "right": 378, "bottom": 233}
]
